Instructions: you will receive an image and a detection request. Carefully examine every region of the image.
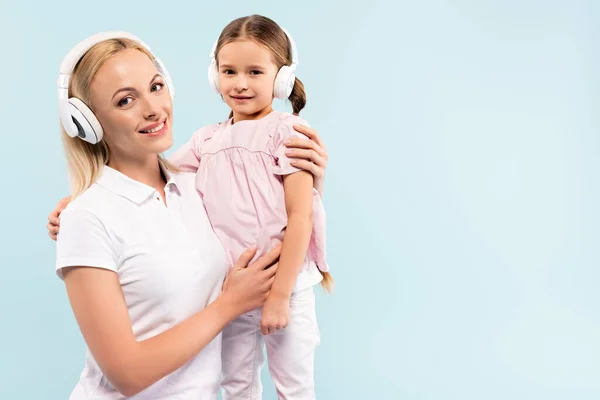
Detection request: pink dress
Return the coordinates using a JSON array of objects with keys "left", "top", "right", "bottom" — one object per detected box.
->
[{"left": 169, "top": 110, "right": 328, "bottom": 291}]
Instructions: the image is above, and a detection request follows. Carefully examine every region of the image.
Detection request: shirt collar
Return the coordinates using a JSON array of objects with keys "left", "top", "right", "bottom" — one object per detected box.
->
[{"left": 97, "top": 163, "right": 179, "bottom": 204}]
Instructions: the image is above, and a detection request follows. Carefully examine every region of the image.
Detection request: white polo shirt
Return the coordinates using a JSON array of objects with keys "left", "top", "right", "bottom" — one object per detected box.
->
[{"left": 56, "top": 165, "right": 229, "bottom": 400}]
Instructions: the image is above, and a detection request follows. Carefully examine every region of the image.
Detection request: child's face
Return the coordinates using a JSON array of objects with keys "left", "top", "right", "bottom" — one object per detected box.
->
[{"left": 217, "top": 40, "right": 279, "bottom": 121}]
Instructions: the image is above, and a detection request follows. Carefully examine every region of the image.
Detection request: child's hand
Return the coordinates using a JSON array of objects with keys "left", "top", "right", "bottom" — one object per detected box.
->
[
  {"left": 260, "top": 292, "right": 290, "bottom": 335},
  {"left": 47, "top": 196, "right": 71, "bottom": 241}
]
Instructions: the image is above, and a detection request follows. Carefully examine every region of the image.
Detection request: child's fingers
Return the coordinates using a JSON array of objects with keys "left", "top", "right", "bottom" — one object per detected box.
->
[{"left": 260, "top": 320, "right": 269, "bottom": 335}]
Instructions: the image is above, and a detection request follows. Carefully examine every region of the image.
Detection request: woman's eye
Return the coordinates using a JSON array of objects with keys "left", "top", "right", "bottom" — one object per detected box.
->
[
  {"left": 118, "top": 97, "right": 132, "bottom": 107},
  {"left": 151, "top": 82, "right": 164, "bottom": 92}
]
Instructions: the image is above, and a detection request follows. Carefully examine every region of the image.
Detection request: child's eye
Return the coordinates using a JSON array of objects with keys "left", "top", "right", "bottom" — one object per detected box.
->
[
  {"left": 222, "top": 69, "right": 235, "bottom": 75},
  {"left": 151, "top": 83, "right": 164, "bottom": 92},
  {"left": 249, "top": 70, "right": 262, "bottom": 75}
]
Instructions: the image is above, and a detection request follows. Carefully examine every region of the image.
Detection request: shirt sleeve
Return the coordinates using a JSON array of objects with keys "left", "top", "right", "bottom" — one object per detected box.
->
[
  {"left": 168, "top": 124, "right": 218, "bottom": 173},
  {"left": 55, "top": 207, "right": 119, "bottom": 280},
  {"left": 269, "top": 115, "right": 311, "bottom": 176}
]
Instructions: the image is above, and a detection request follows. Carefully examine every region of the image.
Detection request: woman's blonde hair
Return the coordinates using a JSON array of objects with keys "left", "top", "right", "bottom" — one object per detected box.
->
[{"left": 61, "top": 38, "right": 173, "bottom": 199}]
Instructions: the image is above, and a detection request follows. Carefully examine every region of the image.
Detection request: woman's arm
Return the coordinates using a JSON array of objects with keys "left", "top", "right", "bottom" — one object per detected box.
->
[
  {"left": 260, "top": 171, "right": 314, "bottom": 335},
  {"left": 64, "top": 246, "right": 279, "bottom": 397}
]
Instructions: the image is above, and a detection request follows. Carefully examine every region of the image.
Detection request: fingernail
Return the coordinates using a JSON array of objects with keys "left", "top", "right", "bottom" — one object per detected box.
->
[
  {"left": 284, "top": 139, "right": 291, "bottom": 145},
  {"left": 285, "top": 149, "right": 292, "bottom": 155}
]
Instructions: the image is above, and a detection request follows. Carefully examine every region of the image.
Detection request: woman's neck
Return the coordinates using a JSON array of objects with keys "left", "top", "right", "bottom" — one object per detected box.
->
[{"left": 108, "top": 155, "right": 166, "bottom": 192}]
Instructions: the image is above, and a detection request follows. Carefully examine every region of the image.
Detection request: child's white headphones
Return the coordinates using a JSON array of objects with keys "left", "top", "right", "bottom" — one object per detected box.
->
[
  {"left": 207, "top": 27, "right": 298, "bottom": 100},
  {"left": 56, "top": 31, "right": 174, "bottom": 145}
]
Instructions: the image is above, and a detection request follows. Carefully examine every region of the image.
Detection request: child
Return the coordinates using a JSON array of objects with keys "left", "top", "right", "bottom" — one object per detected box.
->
[{"left": 170, "top": 14, "right": 332, "bottom": 400}]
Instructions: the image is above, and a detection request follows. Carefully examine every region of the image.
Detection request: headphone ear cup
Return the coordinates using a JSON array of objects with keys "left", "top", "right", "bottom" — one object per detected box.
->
[
  {"left": 153, "top": 57, "right": 175, "bottom": 100},
  {"left": 68, "top": 97, "right": 103, "bottom": 144},
  {"left": 208, "top": 59, "right": 220, "bottom": 94},
  {"left": 274, "top": 66, "right": 295, "bottom": 100}
]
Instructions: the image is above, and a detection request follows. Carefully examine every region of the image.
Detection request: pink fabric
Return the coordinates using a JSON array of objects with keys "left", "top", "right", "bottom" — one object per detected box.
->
[{"left": 169, "top": 110, "right": 328, "bottom": 274}]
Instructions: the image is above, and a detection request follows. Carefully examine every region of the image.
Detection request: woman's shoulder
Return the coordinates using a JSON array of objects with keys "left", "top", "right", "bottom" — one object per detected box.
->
[
  {"left": 57, "top": 185, "right": 116, "bottom": 243},
  {"left": 63, "top": 184, "right": 109, "bottom": 216}
]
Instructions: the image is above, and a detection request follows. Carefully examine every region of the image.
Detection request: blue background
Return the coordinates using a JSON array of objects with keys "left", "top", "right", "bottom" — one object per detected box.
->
[{"left": 1, "top": 0, "right": 598, "bottom": 398}]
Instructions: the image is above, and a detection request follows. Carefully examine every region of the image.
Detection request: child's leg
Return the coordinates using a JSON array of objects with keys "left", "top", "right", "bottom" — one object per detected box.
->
[
  {"left": 264, "top": 287, "right": 320, "bottom": 400},
  {"left": 221, "top": 309, "right": 265, "bottom": 400}
]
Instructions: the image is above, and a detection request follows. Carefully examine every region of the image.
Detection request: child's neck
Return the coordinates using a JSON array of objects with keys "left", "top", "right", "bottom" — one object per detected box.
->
[{"left": 232, "top": 104, "right": 274, "bottom": 124}]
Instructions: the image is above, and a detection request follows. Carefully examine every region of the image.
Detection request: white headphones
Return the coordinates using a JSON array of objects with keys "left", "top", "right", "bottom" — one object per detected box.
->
[
  {"left": 207, "top": 27, "right": 298, "bottom": 100},
  {"left": 57, "top": 31, "right": 175, "bottom": 145}
]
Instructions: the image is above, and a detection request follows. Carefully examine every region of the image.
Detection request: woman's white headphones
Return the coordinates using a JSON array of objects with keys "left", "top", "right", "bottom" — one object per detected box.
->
[
  {"left": 56, "top": 31, "right": 175, "bottom": 145},
  {"left": 207, "top": 27, "right": 298, "bottom": 100}
]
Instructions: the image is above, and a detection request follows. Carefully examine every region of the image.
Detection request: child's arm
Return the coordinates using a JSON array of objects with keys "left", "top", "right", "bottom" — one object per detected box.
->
[
  {"left": 168, "top": 138, "right": 200, "bottom": 172},
  {"left": 260, "top": 170, "right": 314, "bottom": 335},
  {"left": 168, "top": 125, "right": 217, "bottom": 172},
  {"left": 272, "top": 170, "right": 314, "bottom": 297}
]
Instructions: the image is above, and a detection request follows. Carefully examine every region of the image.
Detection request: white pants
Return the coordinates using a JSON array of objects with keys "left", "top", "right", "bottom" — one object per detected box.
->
[{"left": 221, "top": 287, "right": 320, "bottom": 400}]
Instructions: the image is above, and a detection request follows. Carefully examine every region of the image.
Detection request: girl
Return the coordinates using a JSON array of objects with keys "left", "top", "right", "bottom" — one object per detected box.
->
[{"left": 170, "top": 14, "right": 331, "bottom": 400}]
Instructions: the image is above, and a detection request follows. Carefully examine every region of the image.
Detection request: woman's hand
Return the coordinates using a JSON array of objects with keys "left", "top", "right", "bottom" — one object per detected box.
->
[
  {"left": 222, "top": 245, "right": 281, "bottom": 315},
  {"left": 287, "top": 125, "right": 329, "bottom": 196}
]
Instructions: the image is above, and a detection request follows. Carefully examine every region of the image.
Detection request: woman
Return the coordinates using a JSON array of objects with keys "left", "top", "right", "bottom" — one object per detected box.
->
[{"left": 49, "top": 31, "right": 329, "bottom": 399}]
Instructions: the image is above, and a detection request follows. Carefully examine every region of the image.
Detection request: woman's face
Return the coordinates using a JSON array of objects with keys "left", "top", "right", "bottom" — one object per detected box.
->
[{"left": 89, "top": 48, "right": 173, "bottom": 163}]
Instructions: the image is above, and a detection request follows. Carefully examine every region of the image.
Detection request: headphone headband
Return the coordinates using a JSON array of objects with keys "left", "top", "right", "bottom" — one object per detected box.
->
[
  {"left": 208, "top": 28, "right": 297, "bottom": 67},
  {"left": 58, "top": 31, "right": 152, "bottom": 86},
  {"left": 281, "top": 28, "right": 298, "bottom": 69}
]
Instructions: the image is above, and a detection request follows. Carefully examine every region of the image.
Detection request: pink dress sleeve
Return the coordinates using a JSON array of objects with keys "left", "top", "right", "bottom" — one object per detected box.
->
[
  {"left": 269, "top": 114, "right": 330, "bottom": 273},
  {"left": 168, "top": 124, "right": 219, "bottom": 172},
  {"left": 269, "top": 114, "right": 311, "bottom": 176}
]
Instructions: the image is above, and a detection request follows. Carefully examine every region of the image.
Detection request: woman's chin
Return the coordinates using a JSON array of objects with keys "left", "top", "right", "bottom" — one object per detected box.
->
[{"left": 156, "top": 131, "right": 174, "bottom": 153}]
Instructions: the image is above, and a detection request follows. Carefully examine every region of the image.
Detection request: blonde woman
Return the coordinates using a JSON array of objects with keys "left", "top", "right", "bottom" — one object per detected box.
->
[{"left": 49, "top": 31, "right": 329, "bottom": 399}]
